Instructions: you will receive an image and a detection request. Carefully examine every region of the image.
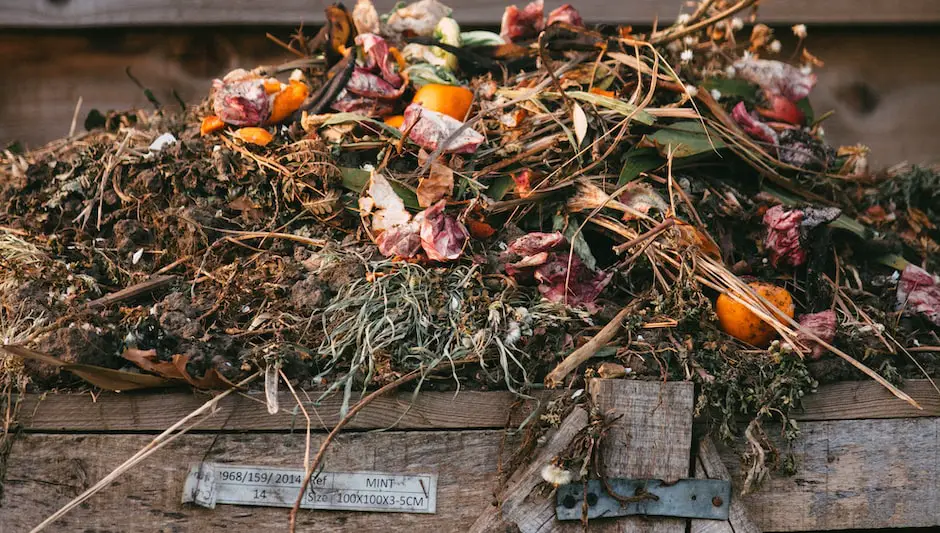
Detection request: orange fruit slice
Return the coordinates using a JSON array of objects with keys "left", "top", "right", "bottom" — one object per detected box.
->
[
  {"left": 383, "top": 115, "right": 405, "bottom": 129},
  {"left": 412, "top": 84, "right": 474, "bottom": 121},
  {"left": 268, "top": 81, "right": 310, "bottom": 124},
  {"left": 200, "top": 115, "right": 225, "bottom": 136},
  {"left": 715, "top": 281, "right": 794, "bottom": 347},
  {"left": 233, "top": 127, "right": 274, "bottom": 146}
]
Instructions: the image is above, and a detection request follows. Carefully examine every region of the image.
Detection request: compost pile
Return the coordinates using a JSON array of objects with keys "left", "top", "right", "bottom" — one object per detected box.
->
[{"left": 2, "top": 0, "right": 940, "bottom": 485}]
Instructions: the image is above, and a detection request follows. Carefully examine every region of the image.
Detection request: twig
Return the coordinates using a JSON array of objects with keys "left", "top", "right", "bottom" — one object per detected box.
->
[
  {"left": 650, "top": 0, "right": 758, "bottom": 45},
  {"left": 544, "top": 298, "right": 645, "bottom": 388},
  {"left": 68, "top": 96, "right": 83, "bottom": 138},
  {"left": 84, "top": 275, "right": 176, "bottom": 309}
]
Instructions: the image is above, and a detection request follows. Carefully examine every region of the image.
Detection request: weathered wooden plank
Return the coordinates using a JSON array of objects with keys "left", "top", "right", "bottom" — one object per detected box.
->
[
  {"left": 470, "top": 408, "right": 589, "bottom": 533},
  {"left": 0, "top": 429, "right": 514, "bottom": 532},
  {"left": 720, "top": 418, "right": 940, "bottom": 531},
  {"left": 16, "top": 390, "right": 541, "bottom": 432},
  {"left": 691, "top": 437, "right": 760, "bottom": 533},
  {"left": 795, "top": 379, "right": 940, "bottom": 421},
  {"left": 3, "top": 0, "right": 940, "bottom": 27},
  {"left": 589, "top": 379, "right": 695, "bottom": 533},
  {"left": 13, "top": 379, "right": 940, "bottom": 434}
]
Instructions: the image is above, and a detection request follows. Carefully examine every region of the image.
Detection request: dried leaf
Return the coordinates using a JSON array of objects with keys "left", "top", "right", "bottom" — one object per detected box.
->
[
  {"left": 572, "top": 102, "right": 587, "bottom": 147},
  {"left": 416, "top": 152, "right": 455, "bottom": 207},
  {"left": 3, "top": 345, "right": 173, "bottom": 391},
  {"left": 358, "top": 172, "right": 412, "bottom": 232}
]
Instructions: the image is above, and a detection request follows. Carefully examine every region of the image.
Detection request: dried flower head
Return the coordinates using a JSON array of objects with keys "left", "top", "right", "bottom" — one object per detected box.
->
[
  {"left": 541, "top": 464, "right": 574, "bottom": 486},
  {"left": 792, "top": 24, "right": 808, "bottom": 39}
]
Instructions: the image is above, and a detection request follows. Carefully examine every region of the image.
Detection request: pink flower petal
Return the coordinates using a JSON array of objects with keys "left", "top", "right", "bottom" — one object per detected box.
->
[
  {"left": 377, "top": 222, "right": 422, "bottom": 257},
  {"left": 355, "top": 33, "right": 403, "bottom": 87},
  {"left": 402, "top": 103, "right": 484, "bottom": 154},
  {"left": 418, "top": 201, "right": 469, "bottom": 261},
  {"left": 346, "top": 67, "right": 407, "bottom": 100},
  {"left": 763, "top": 204, "right": 806, "bottom": 267},
  {"left": 897, "top": 265, "right": 940, "bottom": 326},
  {"left": 500, "top": 0, "right": 545, "bottom": 42},
  {"left": 212, "top": 69, "right": 271, "bottom": 127},
  {"left": 508, "top": 231, "right": 565, "bottom": 256},
  {"left": 732, "top": 101, "right": 779, "bottom": 149},
  {"left": 733, "top": 58, "right": 817, "bottom": 101},
  {"left": 797, "top": 310, "right": 837, "bottom": 359},
  {"left": 547, "top": 4, "right": 583, "bottom": 26},
  {"left": 331, "top": 90, "right": 396, "bottom": 117}
]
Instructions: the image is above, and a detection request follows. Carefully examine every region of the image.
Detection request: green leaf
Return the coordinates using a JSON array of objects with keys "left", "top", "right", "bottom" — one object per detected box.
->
[
  {"left": 321, "top": 113, "right": 402, "bottom": 138},
  {"left": 486, "top": 175, "right": 514, "bottom": 201},
  {"left": 701, "top": 78, "right": 759, "bottom": 101},
  {"left": 617, "top": 147, "right": 664, "bottom": 186},
  {"left": 564, "top": 221, "right": 598, "bottom": 271},
  {"left": 641, "top": 121, "right": 726, "bottom": 158},
  {"left": 795, "top": 97, "right": 815, "bottom": 125},
  {"left": 405, "top": 63, "right": 461, "bottom": 88},
  {"left": 339, "top": 167, "right": 420, "bottom": 210},
  {"left": 460, "top": 30, "right": 505, "bottom": 46}
]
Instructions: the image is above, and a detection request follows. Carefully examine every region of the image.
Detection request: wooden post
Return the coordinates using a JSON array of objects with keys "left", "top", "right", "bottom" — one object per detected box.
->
[{"left": 588, "top": 379, "right": 695, "bottom": 533}]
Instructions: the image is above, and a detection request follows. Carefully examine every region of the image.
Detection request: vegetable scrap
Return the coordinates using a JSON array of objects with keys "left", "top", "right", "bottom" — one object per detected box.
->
[{"left": 1, "top": 0, "right": 938, "bottom": 496}]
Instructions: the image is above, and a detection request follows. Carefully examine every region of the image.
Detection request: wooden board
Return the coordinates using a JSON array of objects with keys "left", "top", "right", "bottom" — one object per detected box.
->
[
  {"left": 12, "top": 379, "right": 940, "bottom": 434},
  {"left": 794, "top": 379, "right": 940, "bottom": 421},
  {"left": 15, "top": 390, "right": 541, "bottom": 432},
  {"left": 589, "top": 379, "right": 694, "bottom": 533},
  {"left": 0, "top": 429, "right": 514, "bottom": 532},
  {"left": 3, "top": 0, "right": 940, "bottom": 27},
  {"left": 720, "top": 417, "right": 940, "bottom": 531}
]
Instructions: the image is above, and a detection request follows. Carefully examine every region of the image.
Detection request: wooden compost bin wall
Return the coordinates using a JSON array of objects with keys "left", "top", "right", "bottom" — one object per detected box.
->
[
  {"left": 2, "top": 380, "right": 940, "bottom": 532},
  {"left": 1, "top": 1, "right": 940, "bottom": 168}
]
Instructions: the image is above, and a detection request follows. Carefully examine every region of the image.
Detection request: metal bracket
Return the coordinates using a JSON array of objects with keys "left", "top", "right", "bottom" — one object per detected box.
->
[{"left": 555, "top": 478, "right": 731, "bottom": 521}]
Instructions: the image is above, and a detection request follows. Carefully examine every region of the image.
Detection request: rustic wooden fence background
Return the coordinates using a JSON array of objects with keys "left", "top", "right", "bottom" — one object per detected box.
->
[{"left": 1, "top": 0, "right": 939, "bottom": 168}]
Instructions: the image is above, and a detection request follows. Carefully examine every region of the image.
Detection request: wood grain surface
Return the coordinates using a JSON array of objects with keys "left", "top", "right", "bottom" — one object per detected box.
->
[
  {"left": 4, "top": 0, "right": 940, "bottom": 27},
  {"left": 588, "top": 379, "right": 695, "bottom": 533},
  {"left": 691, "top": 437, "right": 760, "bottom": 533},
  {"left": 0, "top": 429, "right": 513, "bottom": 532},
  {"left": 15, "top": 389, "right": 543, "bottom": 432},
  {"left": 721, "top": 417, "right": 940, "bottom": 531},
  {"left": 16, "top": 379, "right": 938, "bottom": 434}
]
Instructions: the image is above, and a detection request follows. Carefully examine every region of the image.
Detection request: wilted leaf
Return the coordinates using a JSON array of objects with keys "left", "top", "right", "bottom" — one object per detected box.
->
[
  {"left": 340, "top": 167, "right": 419, "bottom": 209},
  {"left": 564, "top": 221, "right": 598, "bottom": 270},
  {"left": 487, "top": 175, "right": 514, "bottom": 201},
  {"left": 416, "top": 152, "right": 455, "bottom": 207},
  {"left": 572, "top": 103, "right": 588, "bottom": 147},
  {"left": 641, "top": 121, "right": 726, "bottom": 158},
  {"left": 359, "top": 172, "right": 413, "bottom": 232},
  {"left": 122, "top": 348, "right": 237, "bottom": 390},
  {"left": 3, "top": 345, "right": 173, "bottom": 391}
]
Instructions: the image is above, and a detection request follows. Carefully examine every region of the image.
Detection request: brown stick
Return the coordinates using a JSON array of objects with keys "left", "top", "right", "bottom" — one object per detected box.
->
[
  {"left": 544, "top": 298, "right": 644, "bottom": 388},
  {"left": 84, "top": 275, "right": 176, "bottom": 309}
]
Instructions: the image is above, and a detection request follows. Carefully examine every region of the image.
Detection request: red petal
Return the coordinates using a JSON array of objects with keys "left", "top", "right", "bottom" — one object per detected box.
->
[
  {"left": 897, "top": 265, "right": 940, "bottom": 326},
  {"left": 797, "top": 310, "right": 837, "bottom": 359},
  {"left": 346, "top": 68, "right": 407, "bottom": 100},
  {"left": 355, "top": 33, "right": 403, "bottom": 87},
  {"left": 418, "top": 201, "right": 469, "bottom": 262},
  {"left": 757, "top": 93, "right": 805, "bottom": 125},
  {"left": 500, "top": 0, "right": 545, "bottom": 42},
  {"left": 732, "top": 101, "right": 779, "bottom": 149}
]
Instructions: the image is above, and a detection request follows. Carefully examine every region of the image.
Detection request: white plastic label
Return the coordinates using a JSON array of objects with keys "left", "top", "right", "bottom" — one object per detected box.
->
[{"left": 182, "top": 463, "right": 436, "bottom": 514}]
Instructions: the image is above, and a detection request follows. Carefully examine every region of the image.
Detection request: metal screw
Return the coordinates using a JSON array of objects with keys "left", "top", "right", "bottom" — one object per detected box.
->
[
  {"left": 712, "top": 496, "right": 723, "bottom": 507},
  {"left": 562, "top": 495, "right": 577, "bottom": 509}
]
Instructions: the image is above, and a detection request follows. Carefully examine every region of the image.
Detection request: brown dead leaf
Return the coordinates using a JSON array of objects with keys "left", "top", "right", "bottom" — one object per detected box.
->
[
  {"left": 122, "top": 348, "right": 237, "bottom": 390},
  {"left": 416, "top": 161, "right": 454, "bottom": 207},
  {"left": 674, "top": 220, "right": 723, "bottom": 260},
  {"left": 3, "top": 345, "right": 173, "bottom": 391}
]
